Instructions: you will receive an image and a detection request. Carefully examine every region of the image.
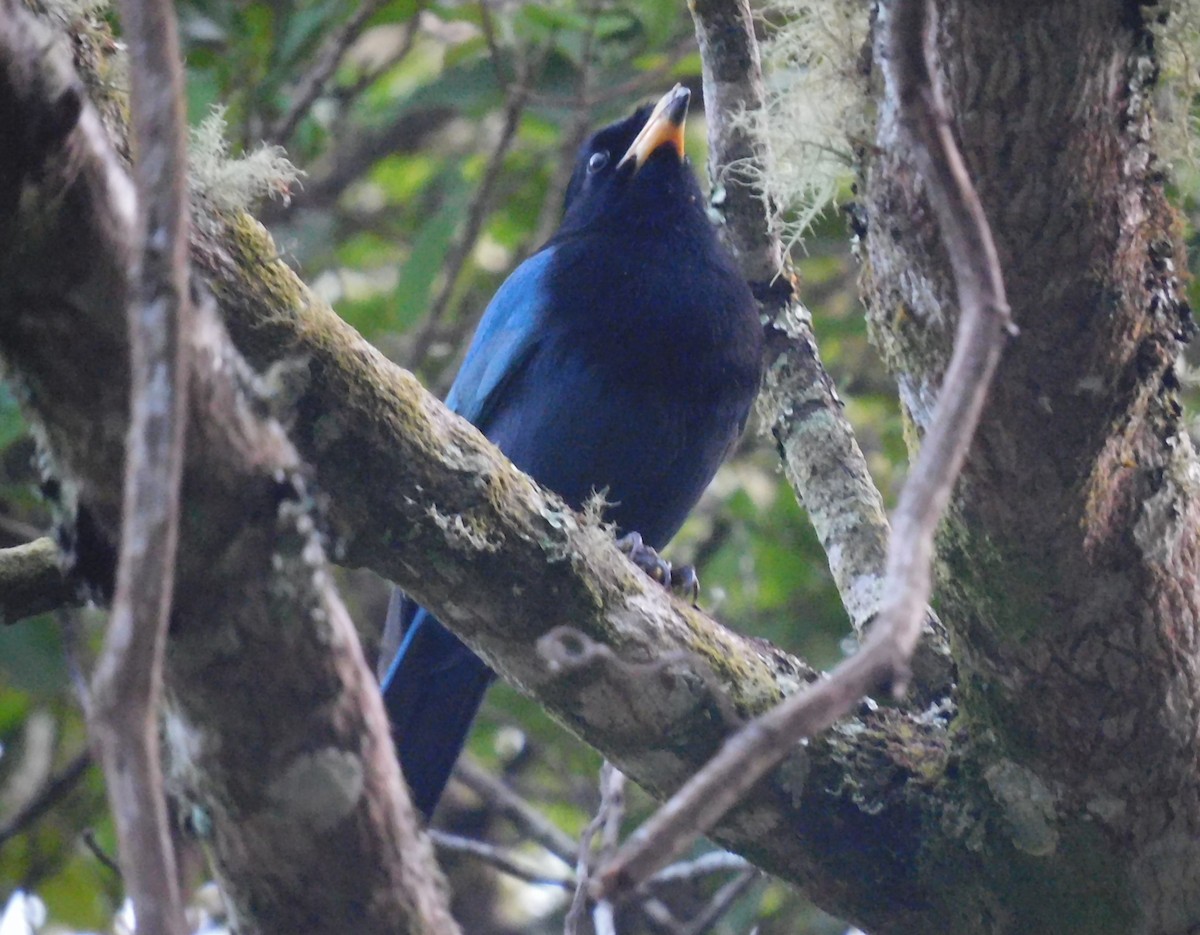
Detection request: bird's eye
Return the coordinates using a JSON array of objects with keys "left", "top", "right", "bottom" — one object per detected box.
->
[{"left": 588, "top": 151, "right": 609, "bottom": 174}]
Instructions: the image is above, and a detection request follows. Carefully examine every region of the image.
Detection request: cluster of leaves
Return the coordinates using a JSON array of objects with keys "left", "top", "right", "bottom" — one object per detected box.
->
[{"left": 0, "top": 0, "right": 906, "bottom": 931}]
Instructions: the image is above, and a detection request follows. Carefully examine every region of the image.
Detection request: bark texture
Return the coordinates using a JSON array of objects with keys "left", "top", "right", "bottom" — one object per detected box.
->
[{"left": 864, "top": 1, "right": 1199, "bottom": 931}]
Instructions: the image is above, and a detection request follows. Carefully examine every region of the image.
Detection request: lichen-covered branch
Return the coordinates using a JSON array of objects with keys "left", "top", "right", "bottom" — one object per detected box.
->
[
  {"left": 691, "top": 0, "right": 951, "bottom": 694},
  {"left": 0, "top": 5, "right": 456, "bottom": 932}
]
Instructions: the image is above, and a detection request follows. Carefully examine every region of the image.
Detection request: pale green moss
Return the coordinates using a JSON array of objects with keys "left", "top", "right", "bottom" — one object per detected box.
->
[
  {"left": 743, "top": 0, "right": 872, "bottom": 248},
  {"left": 190, "top": 107, "right": 303, "bottom": 214}
]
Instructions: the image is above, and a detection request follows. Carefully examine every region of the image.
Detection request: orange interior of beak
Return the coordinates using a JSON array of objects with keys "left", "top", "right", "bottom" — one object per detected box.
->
[{"left": 618, "top": 86, "right": 688, "bottom": 170}]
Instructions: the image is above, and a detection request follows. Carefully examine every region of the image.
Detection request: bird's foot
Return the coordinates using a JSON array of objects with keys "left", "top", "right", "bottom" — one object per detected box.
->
[
  {"left": 616, "top": 532, "right": 700, "bottom": 606},
  {"left": 670, "top": 564, "right": 700, "bottom": 604}
]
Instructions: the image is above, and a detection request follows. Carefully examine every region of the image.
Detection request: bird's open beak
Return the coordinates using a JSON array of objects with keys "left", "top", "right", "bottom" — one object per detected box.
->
[{"left": 618, "top": 85, "right": 690, "bottom": 172}]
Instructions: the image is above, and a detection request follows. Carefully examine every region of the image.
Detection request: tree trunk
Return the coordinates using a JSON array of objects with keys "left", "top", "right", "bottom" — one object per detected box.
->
[{"left": 863, "top": 1, "right": 1200, "bottom": 931}]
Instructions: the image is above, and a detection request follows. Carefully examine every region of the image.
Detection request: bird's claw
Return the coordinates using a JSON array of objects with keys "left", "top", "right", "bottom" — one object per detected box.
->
[
  {"left": 616, "top": 532, "right": 701, "bottom": 606},
  {"left": 669, "top": 564, "right": 700, "bottom": 605},
  {"left": 617, "top": 532, "right": 670, "bottom": 582}
]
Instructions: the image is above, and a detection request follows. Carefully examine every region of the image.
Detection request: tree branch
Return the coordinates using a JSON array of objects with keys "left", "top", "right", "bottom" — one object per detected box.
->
[
  {"left": 86, "top": 0, "right": 191, "bottom": 924},
  {"left": 265, "top": 0, "right": 394, "bottom": 146},
  {"left": 429, "top": 829, "right": 574, "bottom": 889},
  {"left": 0, "top": 537, "right": 80, "bottom": 624}
]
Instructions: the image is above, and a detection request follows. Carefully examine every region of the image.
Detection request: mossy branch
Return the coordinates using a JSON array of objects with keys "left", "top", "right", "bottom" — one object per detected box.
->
[{"left": 0, "top": 537, "right": 80, "bottom": 624}]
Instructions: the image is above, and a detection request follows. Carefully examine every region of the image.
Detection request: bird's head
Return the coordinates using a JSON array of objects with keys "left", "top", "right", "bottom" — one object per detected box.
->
[{"left": 558, "top": 85, "right": 703, "bottom": 236}]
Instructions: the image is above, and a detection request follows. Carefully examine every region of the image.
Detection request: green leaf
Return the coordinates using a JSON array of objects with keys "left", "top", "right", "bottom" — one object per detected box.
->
[
  {"left": 633, "top": 0, "right": 678, "bottom": 48},
  {"left": 368, "top": 0, "right": 418, "bottom": 25},
  {"left": 277, "top": 0, "right": 343, "bottom": 67},
  {"left": 0, "top": 385, "right": 27, "bottom": 451},
  {"left": 0, "top": 617, "right": 68, "bottom": 697},
  {"left": 518, "top": 4, "right": 592, "bottom": 36},
  {"left": 392, "top": 169, "right": 473, "bottom": 329}
]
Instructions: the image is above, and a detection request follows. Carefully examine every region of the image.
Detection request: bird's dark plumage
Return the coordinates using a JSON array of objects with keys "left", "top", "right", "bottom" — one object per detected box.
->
[{"left": 381, "top": 86, "right": 763, "bottom": 819}]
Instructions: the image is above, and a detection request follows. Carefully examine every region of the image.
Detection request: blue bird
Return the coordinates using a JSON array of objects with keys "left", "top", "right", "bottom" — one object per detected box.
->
[{"left": 382, "top": 86, "right": 763, "bottom": 819}]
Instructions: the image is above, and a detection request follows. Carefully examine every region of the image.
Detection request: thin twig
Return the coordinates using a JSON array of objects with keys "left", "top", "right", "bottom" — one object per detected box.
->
[
  {"left": 477, "top": 1, "right": 514, "bottom": 91},
  {"left": 592, "top": 764, "right": 625, "bottom": 934},
  {"left": 87, "top": 0, "right": 191, "bottom": 927},
  {"left": 453, "top": 757, "right": 579, "bottom": 862},
  {"left": 872, "top": 0, "right": 1013, "bottom": 688},
  {"left": 267, "top": 0, "right": 396, "bottom": 146},
  {"left": 598, "top": 765, "right": 625, "bottom": 864},
  {"left": 404, "top": 68, "right": 533, "bottom": 371},
  {"left": 592, "top": 0, "right": 1010, "bottom": 899},
  {"left": 566, "top": 762, "right": 623, "bottom": 935},
  {"left": 82, "top": 827, "right": 124, "bottom": 878},
  {"left": 679, "top": 869, "right": 758, "bottom": 935},
  {"left": 564, "top": 775, "right": 606, "bottom": 933},
  {"left": 644, "top": 852, "right": 752, "bottom": 888},
  {"left": 0, "top": 749, "right": 91, "bottom": 846},
  {"left": 330, "top": 14, "right": 422, "bottom": 112},
  {"left": 429, "top": 829, "right": 574, "bottom": 888}
]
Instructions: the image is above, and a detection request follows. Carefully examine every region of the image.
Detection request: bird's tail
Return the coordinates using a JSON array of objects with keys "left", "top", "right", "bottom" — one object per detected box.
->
[{"left": 380, "top": 593, "right": 493, "bottom": 819}]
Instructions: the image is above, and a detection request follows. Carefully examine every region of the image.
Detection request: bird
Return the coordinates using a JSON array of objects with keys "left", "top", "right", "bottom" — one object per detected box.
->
[{"left": 381, "top": 85, "right": 763, "bottom": 819}]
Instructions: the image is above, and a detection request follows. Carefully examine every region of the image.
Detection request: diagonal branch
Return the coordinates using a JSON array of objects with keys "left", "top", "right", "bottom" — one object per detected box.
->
[
  {"left": 265, "top": 0, "right": 396, "bottom": 146},
  {"left": 85, "top": 0, "right": 190, "bottom": 926}
]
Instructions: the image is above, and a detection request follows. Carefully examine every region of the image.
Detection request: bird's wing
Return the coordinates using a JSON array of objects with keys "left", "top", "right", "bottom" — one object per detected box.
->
[{"left": 444, "top": 246, "right": 556, "bottom": 428}]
